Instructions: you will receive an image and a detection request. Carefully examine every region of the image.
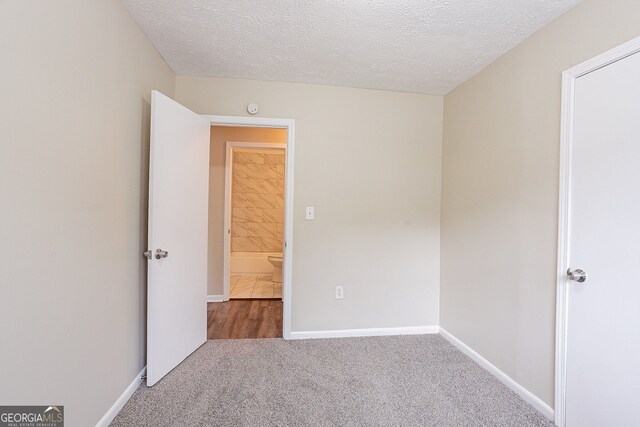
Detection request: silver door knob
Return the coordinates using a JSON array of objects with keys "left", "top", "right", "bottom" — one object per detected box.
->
[
  {"left": 567, "top": 268, "right": 587, "bottom": 283},
  {"left": 143, "top": 250, "right": 153, "bottom": 259},
  {"left": 155, "top": 249, "right": 169, "bottom": 259}
]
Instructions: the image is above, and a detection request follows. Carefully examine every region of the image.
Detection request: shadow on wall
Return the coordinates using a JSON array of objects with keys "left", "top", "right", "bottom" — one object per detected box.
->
[{"left": 139, "top": 98, "right": 150, "bottom": 362}]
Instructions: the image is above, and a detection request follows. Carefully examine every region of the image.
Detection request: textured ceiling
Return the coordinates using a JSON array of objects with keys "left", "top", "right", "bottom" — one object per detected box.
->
[{"left": 121, "top": 0, "right": 581, "bottom": 95}]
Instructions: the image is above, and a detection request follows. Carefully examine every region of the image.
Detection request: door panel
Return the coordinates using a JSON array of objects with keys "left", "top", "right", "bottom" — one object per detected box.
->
[
  {"left": 147, "top": 91, "right": 210, "bottom": 386},
  {"left": 566, "top": 51, "right": 640, "bottom": 426}
]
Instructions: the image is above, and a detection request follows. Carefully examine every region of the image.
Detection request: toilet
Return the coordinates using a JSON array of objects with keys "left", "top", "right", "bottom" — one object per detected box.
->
[{"left": 267, "top": 255, "right": 283, "bottom": 283}]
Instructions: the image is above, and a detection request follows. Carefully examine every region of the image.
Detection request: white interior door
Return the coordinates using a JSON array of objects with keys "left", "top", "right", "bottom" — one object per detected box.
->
[
  {"left": 565, "top": 51, "right": 640, "bottom": 426},
  {"left": 147, "top": 90, "right": 210, "bottom": 386}
]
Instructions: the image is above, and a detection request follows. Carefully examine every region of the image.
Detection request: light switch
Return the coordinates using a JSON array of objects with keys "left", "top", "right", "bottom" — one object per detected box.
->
[{"left": 305, "top": 206, "right": 315, "bottom": 220}]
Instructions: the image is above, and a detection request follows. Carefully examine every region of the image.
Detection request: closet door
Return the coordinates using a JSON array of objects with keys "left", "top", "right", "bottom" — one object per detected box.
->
[{"left": 564, "top": 50, "right": 640, "bottom": 426}]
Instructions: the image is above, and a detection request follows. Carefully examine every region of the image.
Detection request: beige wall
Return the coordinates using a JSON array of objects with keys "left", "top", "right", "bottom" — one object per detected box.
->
[
  {"left": 9, "top": 0, "right": 634, "bottom": 420},
  {"left": 441, "top": 0, "right": 640, "bottom": 407},
  {"left": 180, "top": 78, "right": 443, "bottom": 331},
  {"left": 208, "top": 127, "right": 287, "bottom": 294},
  {"left": 231, "top": 150, "right": 285, "bottom": 253},
  {"left": 0, "top": 1, "right": 174, "bottom": 425}
]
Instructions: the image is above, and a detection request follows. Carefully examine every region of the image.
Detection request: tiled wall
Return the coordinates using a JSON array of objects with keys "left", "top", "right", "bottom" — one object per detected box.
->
[{"left": 231, "top": 150, "right": 285, "bottom": 252}]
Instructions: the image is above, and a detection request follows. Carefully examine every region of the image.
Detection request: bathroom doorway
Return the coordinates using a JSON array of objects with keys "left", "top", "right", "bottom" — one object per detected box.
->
[
  {"left": 224, "top": 142, "right": 286, "bottom": 300},
  {"left": 206, "top": 124, "right": 289, "bottom": 339}
]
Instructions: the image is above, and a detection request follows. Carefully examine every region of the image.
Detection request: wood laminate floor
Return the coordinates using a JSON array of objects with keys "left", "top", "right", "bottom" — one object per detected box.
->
[{"left": 207, "top": 299, "right": 283, "bottom": 339}]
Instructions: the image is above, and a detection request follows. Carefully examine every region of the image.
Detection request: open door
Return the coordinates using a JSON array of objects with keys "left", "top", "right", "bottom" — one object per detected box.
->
[{"left": 146, "top": 91, "right": 210, "bottom": 386}]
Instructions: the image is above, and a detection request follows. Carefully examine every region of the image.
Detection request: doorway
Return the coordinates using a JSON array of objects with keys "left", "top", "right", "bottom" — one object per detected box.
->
[
  {"left": 223, "top": 141, "right": 287, "bottom": 300},
  {"left": 204, "top": 119, "right": 294, "bottom": 340},
  {"left": 206, "top": 128, "right": 287, "bottom": 340},
  {"left": 556, "top": 37, "right": 640, "bottom": 427}
]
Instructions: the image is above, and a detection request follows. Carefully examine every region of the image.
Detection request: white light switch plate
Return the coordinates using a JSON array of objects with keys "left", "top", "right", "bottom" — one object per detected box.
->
[{"left": 305, "top": 206, "right": 315, "bottom": 220}]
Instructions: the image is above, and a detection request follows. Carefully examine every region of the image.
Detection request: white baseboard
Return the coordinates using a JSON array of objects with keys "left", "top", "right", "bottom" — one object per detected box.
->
[
  {"left": 439, "top": 328, "right": 554, "bottom": 420},
  {"left": 289, "top": 325, "right": 440, "bottom": 340},
  {"left": 207, "top": 294, "right": 224, "bottom": 302},
  {"left": 95, "top": 366, "right": 146, "bottom": 427}
]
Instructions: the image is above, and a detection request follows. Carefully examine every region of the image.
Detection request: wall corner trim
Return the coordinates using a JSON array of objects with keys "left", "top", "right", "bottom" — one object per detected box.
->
[
  {"left": 439, "top": 328, "right": 554, "bottom": 420},
  {"left": 289, "top": 325, "right": 440, "bottom": 340},
  {"left": 95, "top": 366, "right": 146, "bottom": 427},
  {"left": 207, "top": 295, "right": 225, "bottom": 302}
]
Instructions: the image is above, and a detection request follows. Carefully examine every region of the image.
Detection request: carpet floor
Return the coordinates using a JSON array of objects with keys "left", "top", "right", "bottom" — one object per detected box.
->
[{"left": 110, "top": 335, "right": 553, "bottom": 426}]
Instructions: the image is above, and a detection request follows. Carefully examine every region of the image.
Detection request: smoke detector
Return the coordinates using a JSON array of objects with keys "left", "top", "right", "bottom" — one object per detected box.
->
[{"left": 247, "top": 103, "right": 259, "bottom": 115}]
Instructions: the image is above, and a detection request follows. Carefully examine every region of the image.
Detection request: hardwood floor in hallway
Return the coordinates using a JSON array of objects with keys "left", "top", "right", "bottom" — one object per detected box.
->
[{"left": 207, "top": 299, "right": 283, "bottom": 339}]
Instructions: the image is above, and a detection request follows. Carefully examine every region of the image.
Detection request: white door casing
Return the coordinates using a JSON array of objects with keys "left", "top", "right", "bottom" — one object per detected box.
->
[
  {"left": 147, "top": 91, "right": 210, "bottom": 386},
  {"left": 556, "top": 37, "right": 640, "bottom": 427},
  {"left": 203, "top": 115, "right": 295, "bottom": 340}
]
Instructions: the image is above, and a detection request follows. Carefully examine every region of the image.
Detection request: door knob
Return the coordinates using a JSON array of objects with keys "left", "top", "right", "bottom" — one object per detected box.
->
[
  {"left": 143, "top": 250, "right": 153, "bottom": 259},
  {"left": 155, "top": 249, "right": 169, "bottom": 259},
  {"left": 567, "top": 268, "right": 587, "bottom": 283}
]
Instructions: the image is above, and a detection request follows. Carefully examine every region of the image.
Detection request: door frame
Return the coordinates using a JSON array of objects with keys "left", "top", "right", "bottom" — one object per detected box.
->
[
  {"left": 223, "top": 141, "right": 287, "bottom": 302},
  {"left": 555, "top": 35, "right": 640, "bottom": 427},
  {"left": 203, "top": 115, "right": 295, "bottom": 340}
]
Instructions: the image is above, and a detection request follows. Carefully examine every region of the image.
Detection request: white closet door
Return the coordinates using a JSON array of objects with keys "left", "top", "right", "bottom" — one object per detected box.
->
[{"left": 566, "top": 51, "right": 640, "bottom": 426}]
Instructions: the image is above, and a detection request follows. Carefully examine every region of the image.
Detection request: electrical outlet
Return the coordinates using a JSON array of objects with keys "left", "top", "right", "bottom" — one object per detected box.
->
[{"left": 335, "top": 286, "right": 344, "bottom": 299}]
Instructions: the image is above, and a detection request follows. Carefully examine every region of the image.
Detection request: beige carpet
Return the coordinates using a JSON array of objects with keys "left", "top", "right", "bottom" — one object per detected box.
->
[{"left": 111, "top": 335, "right": 552, "bottom": 426}]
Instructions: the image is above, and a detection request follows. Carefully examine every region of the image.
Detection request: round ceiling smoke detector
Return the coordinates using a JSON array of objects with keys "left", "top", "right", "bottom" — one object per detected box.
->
[{"left": 247, "top": 103, "right": 259, "bottom": 115}]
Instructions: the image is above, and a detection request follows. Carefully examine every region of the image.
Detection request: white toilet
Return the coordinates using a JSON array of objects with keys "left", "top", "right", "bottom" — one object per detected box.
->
[{"left": 267, "top": 254, "right": 283, "bottom": 283}]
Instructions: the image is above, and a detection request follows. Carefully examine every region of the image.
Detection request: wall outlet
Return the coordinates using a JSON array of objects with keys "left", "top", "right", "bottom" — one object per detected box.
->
[{"left": 335, "top": 286, "right": 344, "bottom": 299}]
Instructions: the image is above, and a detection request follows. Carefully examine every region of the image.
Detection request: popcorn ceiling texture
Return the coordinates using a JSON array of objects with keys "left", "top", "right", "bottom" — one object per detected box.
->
[{"left": 121, "top": 0, "right": 581, "bottom": 95}]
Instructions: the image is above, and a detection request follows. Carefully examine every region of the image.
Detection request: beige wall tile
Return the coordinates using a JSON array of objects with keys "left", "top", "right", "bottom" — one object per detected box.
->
[
  {"left": 232, "top": 207, "right": 262, "bottom": 223},
  {"left": 245, "top": 222, "right": 279, "bottom": 239},
  {"left": 233, "top": 193, "right": 280, "bottom": 209},
  {"left": 264, "top": 153, "right": 285, "bottom": 165},
  {"left": 261, "top": 237, "right": 282, "bottom": 252},
  {"left": 235, "top": 164, "right": 279, "bottom": 180},
  {"left": 232, "top": 237, "right": 281, "bottom": 252},
  {"left": 262, "top": 179, "right": 284, "bottom": 195},
  {"left": 234, "top": 151, "right": 265, "bottom": 164},
  {"left": 262, "top": 208, "right": 284, "bottom": 224},
  {"left": 231, "top": 150, "right": 285, "bottom": 252},
  {"left": 231, "top": 223, "right": 249, "bottom": 238},
  {"left": 233, "top": 176, "right": 266, "bottom": 194}
]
